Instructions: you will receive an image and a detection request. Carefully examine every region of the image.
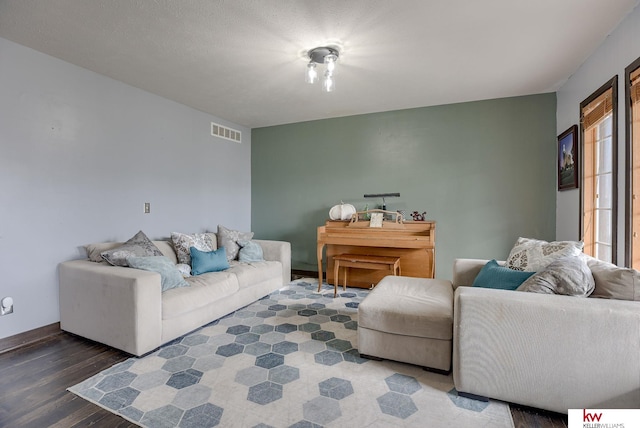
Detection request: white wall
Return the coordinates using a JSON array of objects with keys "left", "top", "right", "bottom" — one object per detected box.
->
[
  {"left": 556, "top": 5, "right": 640, "bottom": 265},
  {"left": 0, "top": 37, "right": 252, "bottom": 339}
]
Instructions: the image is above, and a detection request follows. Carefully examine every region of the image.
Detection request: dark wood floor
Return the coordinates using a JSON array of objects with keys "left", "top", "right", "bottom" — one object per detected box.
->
[
  {"left": 0, "top": 330, "right": 567, "bottom": 428},
  {"left": 0, "top": 332, "right": 135, "bottom": 427},
  {"left": 510, "top": 405, "right": 568, "bottom": 428}
]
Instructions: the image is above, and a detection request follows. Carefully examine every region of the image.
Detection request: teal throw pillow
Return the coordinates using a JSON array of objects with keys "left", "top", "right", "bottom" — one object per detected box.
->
[
  {"left": 238, "top": 240, "right": 264, "bottom": 262},
  {"left": 190, "top": 246, "right": 229, "bottom": 275},
  {"left": 472, "top": 259, "right": 535, "bottom": 290},
  {"left": 126, "top": 256, "right": 189, "bottom": 292}
]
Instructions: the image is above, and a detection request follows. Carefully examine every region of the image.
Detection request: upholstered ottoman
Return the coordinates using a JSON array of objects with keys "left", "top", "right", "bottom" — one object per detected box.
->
[{"left": 358, "top": 276, "right": 453, "bottom": 372}]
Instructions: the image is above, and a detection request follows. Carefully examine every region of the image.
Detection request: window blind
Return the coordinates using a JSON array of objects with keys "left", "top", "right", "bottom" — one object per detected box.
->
[
  {"left": 582, "top": 89, "right": 613, "bottom": 129},
  {"left": 580, "top": 77, "right": 617, "bottom": 263},
  {"left": 631, "top": 65, "right": 640, "bottom": 268},
  {"left": 631, "top": 67, "right": 640, "bottom": 104}
]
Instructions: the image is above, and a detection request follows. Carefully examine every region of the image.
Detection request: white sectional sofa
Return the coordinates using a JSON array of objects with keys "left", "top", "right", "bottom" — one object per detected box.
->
[
  {"left": 59, "top": 236, "right": 290, "bottom": 356},
  {"left": 452, "top": 257, "right": 640, "bottom": 413}
]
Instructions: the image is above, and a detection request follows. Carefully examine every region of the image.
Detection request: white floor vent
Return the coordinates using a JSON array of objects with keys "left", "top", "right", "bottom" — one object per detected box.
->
[{"left": 211, "top": 122, "right": 241, "bottom": 143}]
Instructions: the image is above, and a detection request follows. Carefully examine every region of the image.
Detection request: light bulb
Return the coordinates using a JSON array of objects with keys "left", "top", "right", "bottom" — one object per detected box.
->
[
  {"left": 305, "top": 62, "right": 317, "bottom": 84},
  {"left": 322, "top": 70, "right": 335, "bottom": 93},
  {"left": 325, "top": 54, "right": 337, "bottom": 73}
]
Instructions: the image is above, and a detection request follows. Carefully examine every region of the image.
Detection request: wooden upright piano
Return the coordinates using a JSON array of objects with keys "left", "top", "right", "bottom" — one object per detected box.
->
[{"left": 317, "top": 217, "right": 436, "bottom": 289}]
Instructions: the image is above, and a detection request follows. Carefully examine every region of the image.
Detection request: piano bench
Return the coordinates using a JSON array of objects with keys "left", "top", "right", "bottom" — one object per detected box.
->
[
  {"left": 331, "top": 254, "right": 401, "bottom": 297},
  {"left": 357, "top": 275, "right": 453, "bottom": 372}
]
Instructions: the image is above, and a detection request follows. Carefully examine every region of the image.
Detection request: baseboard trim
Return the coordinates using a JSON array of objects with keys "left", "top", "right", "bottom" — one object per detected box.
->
[
  {"left": 0, "top": 322, "right": 62, "bottom": 354},
  {"left": 291, "top": 269, "right": 319, "bottom": 279}
]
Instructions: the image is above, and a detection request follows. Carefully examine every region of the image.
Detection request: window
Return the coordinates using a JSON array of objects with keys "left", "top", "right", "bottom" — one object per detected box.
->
[
  {"left": 625, "top": 57, "right": 640, "bottom": 269},
  {"left": 580, "top": 77, "right": 617, "bottom": 263}
]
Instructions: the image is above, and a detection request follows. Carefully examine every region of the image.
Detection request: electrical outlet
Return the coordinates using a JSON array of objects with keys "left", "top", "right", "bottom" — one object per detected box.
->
[
  {"left": 144, "top": 202, "right": 150, "bottom": 214},
  {"left": 1, "top": 297, "right": 13, "bottom": 316}
]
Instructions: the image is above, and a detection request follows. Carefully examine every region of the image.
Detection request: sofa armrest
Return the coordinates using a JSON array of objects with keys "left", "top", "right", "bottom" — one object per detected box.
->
[
  {"left": 453, "top": 287, "right": 640, "bottom": 413},
  {"left": 59, "top": 260, "right": 162, "bottom": 356},
  {"left": 452, "top": 258, "right": 491, "bottom": 288},
  {"left": 254, "top": 240, "right": 291, "bottom": 285}
]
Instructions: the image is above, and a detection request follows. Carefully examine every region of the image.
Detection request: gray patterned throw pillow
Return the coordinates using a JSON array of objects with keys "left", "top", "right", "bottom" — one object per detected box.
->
[
  {"left": 517, "top": 256, "right": 595, "bottom": 296},
  {"left": 101, "top": 230, "right": 163, "bottom": 267},
  {"left": 506, "top": 237, "right": 583, "bottom": 272},
  {"left": 170, "top": 232, "right": 216, "bottom": 265},
  {"left": 217, "top": 225, "right": 254, "bottom": 262}
]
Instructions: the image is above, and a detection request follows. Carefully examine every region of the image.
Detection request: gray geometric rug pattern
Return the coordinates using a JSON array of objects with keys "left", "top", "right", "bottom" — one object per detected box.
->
[{"left": 69, "top": 279, "right": 514, "bottom": 428}]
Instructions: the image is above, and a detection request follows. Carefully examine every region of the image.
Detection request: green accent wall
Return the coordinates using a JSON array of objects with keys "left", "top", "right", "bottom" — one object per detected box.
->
[{"left": 252, "top": 93, "right": 557, "bottom": 279}]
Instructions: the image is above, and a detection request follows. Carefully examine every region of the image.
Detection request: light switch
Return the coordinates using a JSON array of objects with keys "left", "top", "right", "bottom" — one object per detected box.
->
[{"left": 144, "top": 202, "right": 150, "bottom": 213}]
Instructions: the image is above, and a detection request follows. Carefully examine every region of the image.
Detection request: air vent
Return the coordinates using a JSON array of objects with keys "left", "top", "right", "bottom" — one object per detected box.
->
[{"left": 211, "top": 122, "right": 241, "bottom": 143}]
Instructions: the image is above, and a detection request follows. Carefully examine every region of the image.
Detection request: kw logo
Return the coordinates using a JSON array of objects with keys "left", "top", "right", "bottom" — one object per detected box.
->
[{"left": 583, "top": 409, "right": 603, "bottom": 422}]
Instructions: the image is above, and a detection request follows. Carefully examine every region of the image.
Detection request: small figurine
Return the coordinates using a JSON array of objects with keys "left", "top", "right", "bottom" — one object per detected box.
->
[{"left": 410, "top": 211, "right": 426, "bottom": 221}]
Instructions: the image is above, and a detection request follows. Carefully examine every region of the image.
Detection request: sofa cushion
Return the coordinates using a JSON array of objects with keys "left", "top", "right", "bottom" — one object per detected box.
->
[
  {"left": 238, "top": 240, "right": 264, "bottom": 262},
  {"left": 162, "top": 271, "right": 240, "bottom": 320},
  {"left": 217, "top": 225, "right": 254, "bottom": 262},
  {"left": 472, "top": 260, "right": 534, "bottom": 290},
  {"left": 190, "top": 247, "right": 229, "bottom": 275},
  {"left": 126, "top": 256, "right": 189, "bottom": 292},
  {"left": 358, "top": 276, "right": 453, "bottom": 340},
  {"left": 517, "top": 256, "right": 595, "bottom": 296},
  {"left": 100, "top": 231, "right": 164, "bottom": 267},
  {"left": 584, "top": 255, "right": 640, "bottom": 301},
  {"left": 226, "top": 261, "right": 283, "bottom": 288},
  {"left": 506, "top": 237, "right": 583, "bottom": 272},
  {"left": 153, "top": 241, "right": 178, "bottom": 264},
  {"left": 171, "top": 232, "right": 216, "bottom": 265}
]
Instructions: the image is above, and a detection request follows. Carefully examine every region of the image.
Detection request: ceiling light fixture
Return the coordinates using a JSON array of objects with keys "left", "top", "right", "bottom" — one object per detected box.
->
[{"left": 306, "top": 46, "right": 339, "bottom": 93}]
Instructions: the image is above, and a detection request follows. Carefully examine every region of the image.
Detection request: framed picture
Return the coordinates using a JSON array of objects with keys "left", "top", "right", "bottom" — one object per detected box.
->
[{"left": 558, "top": 125, "right": 578, "bottom": 191}]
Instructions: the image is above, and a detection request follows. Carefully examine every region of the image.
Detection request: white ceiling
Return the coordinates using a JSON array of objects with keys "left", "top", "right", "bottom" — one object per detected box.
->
[{"left": 0, "top": 0, "right": 638, "bottom": 128}]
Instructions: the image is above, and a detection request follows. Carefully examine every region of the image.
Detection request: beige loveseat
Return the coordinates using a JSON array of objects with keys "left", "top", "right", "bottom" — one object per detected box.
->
[
  {"left": 59, "top": 237, "right": 290, "bottom": 356},
  {"left": 452, "top": 257, "right": 640, "bottom": 414}
]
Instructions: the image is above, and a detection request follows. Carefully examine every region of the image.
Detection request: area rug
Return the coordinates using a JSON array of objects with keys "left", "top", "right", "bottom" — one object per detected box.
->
[{"left": 69, "top": 279, "right": 514, "bottom": 428}]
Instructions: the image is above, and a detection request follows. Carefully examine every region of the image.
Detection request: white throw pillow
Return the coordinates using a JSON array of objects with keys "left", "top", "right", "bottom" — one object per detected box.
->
[
  {"left": 175, "top": 263, "right": 192, "bottom": 277},
  {"left": 506, "top": 237, "right": 583, "bottom": 272}
]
